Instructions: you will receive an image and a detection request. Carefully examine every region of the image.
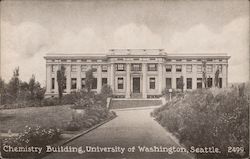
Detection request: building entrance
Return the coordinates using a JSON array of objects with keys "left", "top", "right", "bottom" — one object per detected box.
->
[{"left": 133, "top": 77, "right": 140, "bottom": 93}]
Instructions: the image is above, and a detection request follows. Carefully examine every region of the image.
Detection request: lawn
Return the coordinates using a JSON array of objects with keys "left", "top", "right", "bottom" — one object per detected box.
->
[{"left": 0, "top": 105, "right": 73, "bottom": 133}]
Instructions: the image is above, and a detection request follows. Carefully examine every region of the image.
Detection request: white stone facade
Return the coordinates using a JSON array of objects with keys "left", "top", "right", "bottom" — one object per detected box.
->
[{"left": 44, "top": 49, "right": 230, "bottom": 98}]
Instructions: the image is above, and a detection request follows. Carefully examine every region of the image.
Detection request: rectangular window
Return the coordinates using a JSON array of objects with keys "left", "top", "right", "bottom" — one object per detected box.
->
[
  {"left": 148, "top": 64, "right": 157, "bottom": 71},
  {"left": 81, "top": 65, "right": 87, "bottom": 72},
  {"left": 149, "top": 78, "right": 156, "bottom": 89},
  {"left": 51, "top": 78, "right": 55, "bottom": 89},
  {"left": 207, "top": 78, "right": 213, "bottom": 88},
  {"left": 92, "top": 78, "right": 97, "bottom": 89},
  {"left": 92, "top": 65, "right": 98, "bottom": 72},
  {"left": 176, "top": 65, "right": 182, "bottom": 72},
  {"left": 186, "top": 65, "right": 192, "bottom": 73},
  {"left": 102, "top": 65, "right": 108, "bottom": 72},
  {"left": 71, "top": 65, "right": 77, "bottom": 72},
  {"left": 206, "top": 65, "right": 213, "bottom": 73},
  {"left": 197, "top": 65, "right": 202, "bottom": 73},
  {"left": 71, "top": 78, "right": 77, "bottom": 89},
  {"left": 117, "top": 77, "right": 124, "bottom": 89},
  {"left": 52, "top": 65, "right": 56, "bottom": 72},
  {"left": 187, "top": 78, "right": 192, "bottom": 89},
  {"left": 166, "top": 65, "right": 172, "bottom": 72},
  {"left": 116, "top": 64, "right": 125, "bottom": 71},
  {"left": 131, "top": 64, "right": 142, "bottom": 71},
  {"left": 166, "top": 78, "right": 172, "bottom": 89},
  {"left": 197, "top": 78, "right": 202, "bottom": 89},
  {"left": 81, "top": 78, "right": 85, "bottom": 88},
  {"left": 102, "top": 78, "right": 107, "bottom": 86}
]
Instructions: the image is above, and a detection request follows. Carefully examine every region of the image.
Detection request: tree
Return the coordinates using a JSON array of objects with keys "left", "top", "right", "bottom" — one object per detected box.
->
[
  {"left": 177, "top": 75, "right": 184, "bottom": 92},
  {"left": 7, "top": 67, "right": 20, "bottom": 101},
  {"left": 214, "top": 67, "right": 220, "bottom": 87},
  {"left": 85, "top": 68, "right": 96, "bottom": 92},
  {"left": 0, "top": 78, "right": 6, "bottom": 105},
  {"left": 36, "top": 87, "right": 46, "bottom": 105},
  {"left": 28, "top": 75, "right": 36, "bottom": 99},
  {"left": 202, "top": 60, "right": 207, "bottom": 89},
  {"left": 57, "top": 65, "right": 66, "bottom": 101}
]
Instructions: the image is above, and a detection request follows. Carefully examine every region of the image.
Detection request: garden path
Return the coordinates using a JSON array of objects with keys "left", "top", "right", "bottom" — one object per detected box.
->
[{"left": 44, "top": 107, "right": 194, "bottom": 159}]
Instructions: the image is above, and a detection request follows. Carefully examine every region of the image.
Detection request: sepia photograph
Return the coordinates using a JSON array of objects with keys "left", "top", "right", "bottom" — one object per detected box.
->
[{"left": 0, "top": 0, "right": 249, "bottom": 158}]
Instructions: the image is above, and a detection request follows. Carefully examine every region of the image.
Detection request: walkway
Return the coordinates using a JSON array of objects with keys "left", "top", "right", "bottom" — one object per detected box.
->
[{"left": 44, "top": 107, "right": 193, "bottom": 159}]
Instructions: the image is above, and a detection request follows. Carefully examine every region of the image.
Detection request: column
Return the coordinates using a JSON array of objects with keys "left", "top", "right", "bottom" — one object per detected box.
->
[
  {"left": 142, "top": 63, "right": 147, "bottom": 98},
  {"left": 54, "top": 65, "right": 58, "bottom": 93},
  {"left": 46, "top": 64, "right": 52, "bottom": 93},
  {"left": 192, "top": 64, "right": 197, "bottom": 89},
  {"left": 212, "top": 64, "right": 217, "bottom": 87},
  {"left": 158, "top": 63, "right": 163, "bottom": 94},
  {"left": 172, "top": 65, "right": 176, "bottom": 89},
  {"left": 162, "top": 64, "right": 166, "bottom": 90},
  {"left": 66, "top": 65, "right": 71, "bottom": 93},
  {"left": 126, "top": 64, "right": 131, "bottom": 98},
  {"left": 97, "top": 65, "right": 102, "bottom": 93},
  {"left": 222, "top": 64, "right": 227, "bottom": 88},
  {"left": 226, "top": 64, "right": 228, "bottom": 87},
  {"left": 110, "top": 63, "right": 115, "bottom": 91},
  {"left": 77, "top": 65, "right": 81, "bottom": 90},
  {"left": 182, "top": 65, "right": 186, "bottom": 91}
]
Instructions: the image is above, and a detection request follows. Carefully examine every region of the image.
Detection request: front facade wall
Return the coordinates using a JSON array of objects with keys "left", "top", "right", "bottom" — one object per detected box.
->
[{"left": 45, "top": 50, "right": 230, "bottom": 98}]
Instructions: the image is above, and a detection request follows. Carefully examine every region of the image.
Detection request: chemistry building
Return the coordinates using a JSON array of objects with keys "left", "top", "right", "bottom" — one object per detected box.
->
[{"left": 44, "top": 49, "right": 230, "bottom": 98}]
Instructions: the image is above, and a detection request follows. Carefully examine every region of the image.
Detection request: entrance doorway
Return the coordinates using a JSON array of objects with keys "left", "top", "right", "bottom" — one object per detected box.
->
[{"left": 133, "top": 77, "right": 140, "bottom": 93}]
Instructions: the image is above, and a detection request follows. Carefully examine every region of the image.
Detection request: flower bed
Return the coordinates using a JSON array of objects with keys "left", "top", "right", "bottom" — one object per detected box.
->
[
  {"left": 1, "top": 126, "right": 61, "bottom": 158},
  {"left": 152, "top": 86, "right": 249, "bottom": 158}
]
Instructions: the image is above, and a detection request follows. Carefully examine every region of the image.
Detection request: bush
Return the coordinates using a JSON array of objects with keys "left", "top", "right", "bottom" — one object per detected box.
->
[
  {"left": 64, "top": 121, "right": 81, "bottom": 131},
  {"left": 42, "top": 97, "right": 60, "bottom": 106},
  {"left": 2, "top": 126, "right": 61, "bottom": 158},
  {"left": 153, "top": 87, "right": 249, "bottom": 158}
]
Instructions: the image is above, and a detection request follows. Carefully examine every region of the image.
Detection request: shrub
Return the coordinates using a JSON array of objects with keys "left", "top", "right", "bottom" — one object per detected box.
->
[
  {"left": 64, "top": 121, "right": 81, "bottom": 131},
  {"left": 42, "top": 97, "right": 60, "bottom": 106},
  {"left": 153, "top": 87, "right": 249, "bottom": 158}
]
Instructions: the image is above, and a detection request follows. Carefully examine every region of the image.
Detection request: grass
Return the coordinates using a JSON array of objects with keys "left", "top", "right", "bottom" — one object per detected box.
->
[{"left": 0, "top": 105, "right": 73, "bottom": 133}]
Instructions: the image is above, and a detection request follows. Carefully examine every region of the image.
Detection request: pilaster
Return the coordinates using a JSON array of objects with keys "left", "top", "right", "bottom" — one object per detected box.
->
[
  {"left": 110, "top": 63, "right": 115, "bottom": 91},
  {"left": 158, "top": 63, "right": 163, "bottom": 94},
  {"left": 66, "top": 65, "right": 71, "bottom": 93},
  {"left": 172, "top": 65, "right": 176, "bottom": 89},
  {"left": 54, "top": 65, "right": 58, "bottom": 93},
  {"left": 46, "top": 64, "right": 52, "bottom": 93},
  {"left": 222, "top": 64, "right": 227, "bottom": 88},
  {"left": 182, "top": 65, "right": 186, "bottom": 91},
  {"left": 126, "top": 64, "right": 131, "bottom": 98},
  {"left": 77, "top": 65, "right": 81, "bottom": 90},
  {"left": 97, "top": 65, "right": 102, "bottom": 93},
  {"left": 142, "top": 63, "right": 147, "bottom": 98},
  {"left": 192, "top": 64, "right": 197, "bottom": 89}
]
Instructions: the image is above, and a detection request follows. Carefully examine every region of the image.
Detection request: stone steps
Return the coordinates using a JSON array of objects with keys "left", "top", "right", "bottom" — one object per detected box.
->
[{"left": 109, "top": 99, "right": 162, "bottom": 109}]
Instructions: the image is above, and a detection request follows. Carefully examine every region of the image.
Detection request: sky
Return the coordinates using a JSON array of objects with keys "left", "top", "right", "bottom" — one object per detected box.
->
[{"left": 1, "top": 0, "right": 249, "bottom": 86}]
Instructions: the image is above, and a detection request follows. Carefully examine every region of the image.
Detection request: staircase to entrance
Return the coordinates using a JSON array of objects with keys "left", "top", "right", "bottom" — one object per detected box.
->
[{"left": 109, "top": 98, "right": 162, "bottom": 109}]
